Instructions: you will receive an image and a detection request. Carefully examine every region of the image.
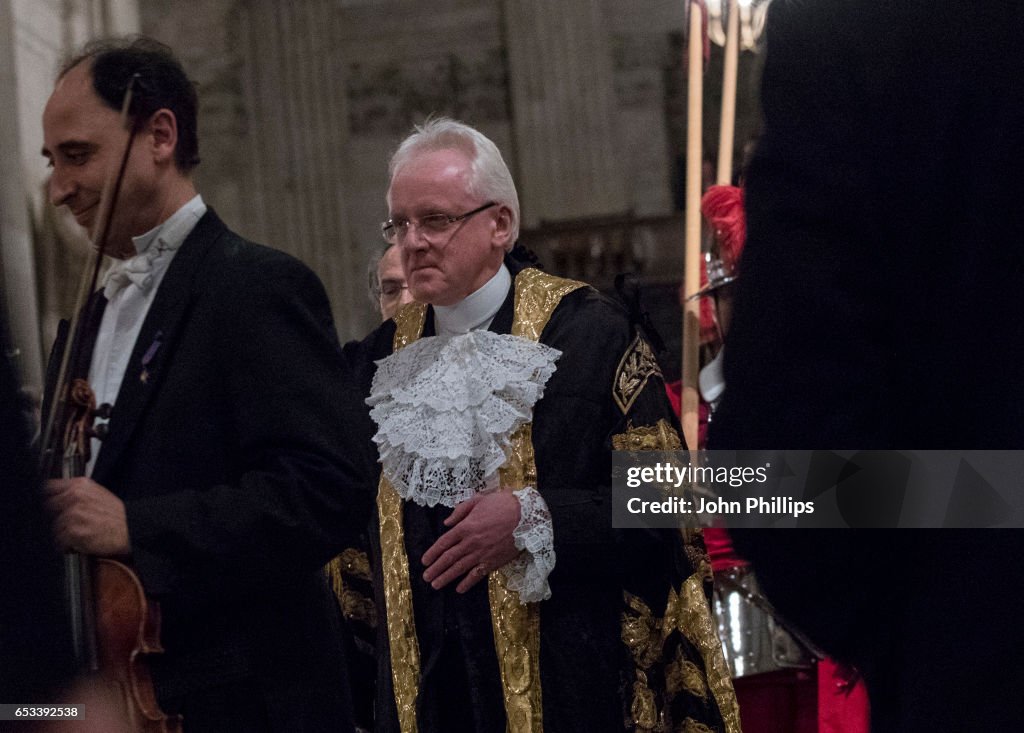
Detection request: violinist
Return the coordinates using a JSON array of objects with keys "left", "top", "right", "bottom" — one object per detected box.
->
[{"left": 41, "top": 37, "right": 371, "bottom": 732}]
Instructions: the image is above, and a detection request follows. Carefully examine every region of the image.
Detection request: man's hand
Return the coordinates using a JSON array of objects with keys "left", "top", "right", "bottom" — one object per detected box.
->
[
  {"left": 422, "top": 491, "right": 521, "bottom": 593},
  {"left": 45, "top": 477, "right": 130, "bottom": 555}
]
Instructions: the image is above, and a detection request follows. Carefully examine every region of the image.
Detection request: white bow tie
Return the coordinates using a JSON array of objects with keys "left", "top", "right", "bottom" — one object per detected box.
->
[{"left": 102, "top": 241, "right": 176, "bottom": 299}]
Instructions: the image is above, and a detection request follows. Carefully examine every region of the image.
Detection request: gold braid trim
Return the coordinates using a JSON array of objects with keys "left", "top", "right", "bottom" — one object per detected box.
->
[
  {"left": 490, "top": 423, "right": 543, "bottom": 732},
  {"left": 614, "top": 415, "right": 685, "bottom": 731},
  {"left": 613, "top": 334, "right": 663, "bottom": 414},
  {"left": 392, "top": 301, "right": 428, "bottom": 349},
  {"left": 378, "top": 302, "right": 428, "bottom": 733},
  {"left": 621, "top": 593, "right": 664, "bottom": 731},
  {"left": 612, "top": 419, "right": 683, "bottom": 451},
  {"left": 325, "top": 550, "right": 377, "bottom": 627},
  {"left": 672, "top": 657, "right": 710, "bottom": 701},
  {"left": 487, "top": 423, "right": 544, "bottom": 733},
  {"left": 668, "top": 575, "right": 743, "bottom": 733},
  {"left": 632, "top": 672, "right": 658, "bottom": 731},
  {"left": 336, "top": 546, "right": 372, "bottom": 581},
  {"left": 482, "top": 269, "right": 585, "bottom": 732},
  {"left": 378, "top": 477, "right": 420, "bottom": 732},
  {"left": 340, "top": 589, "right": 377, "bottom": 627},
  {"left": 325, "top": 557, "right": 345, "bottom": 606},
  {"left": 511, "top": 268, "right": 587, "bottom": 342}
]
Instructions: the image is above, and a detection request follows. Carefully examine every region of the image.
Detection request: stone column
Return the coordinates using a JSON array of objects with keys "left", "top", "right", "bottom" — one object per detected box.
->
[
  {"left": 0, "top": 0, "right": 138, "bottom": 391},
  {"left": 236, "top": 0, "right": 366, "bottom": 339},
  {"left": 0, "top": 0, "right": 43, "bottom": 388},
  {"left": 502, "top": 0, "right": 628, "bottom": 227}
]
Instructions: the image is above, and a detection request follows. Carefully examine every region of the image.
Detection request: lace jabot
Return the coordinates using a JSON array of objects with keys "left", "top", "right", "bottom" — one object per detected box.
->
[{"left": 368, "top": 329, "right": 560, "bottom": 507}]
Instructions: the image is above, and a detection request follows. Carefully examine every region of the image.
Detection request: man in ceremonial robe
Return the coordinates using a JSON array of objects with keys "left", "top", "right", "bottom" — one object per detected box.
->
[
  {"left": 327, "top": 242, "right": 418, "bottom": 733},
  {"left": 347, "top": 117, "right": 740, "bottom": 732},
  {"left": 41, "top": 38, "right": 370, "bottom": 732}
]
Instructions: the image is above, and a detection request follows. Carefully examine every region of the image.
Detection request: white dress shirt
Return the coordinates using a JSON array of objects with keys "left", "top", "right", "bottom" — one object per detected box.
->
[{"left": 87, "top": 194, "right": 207, "bottom": 474}]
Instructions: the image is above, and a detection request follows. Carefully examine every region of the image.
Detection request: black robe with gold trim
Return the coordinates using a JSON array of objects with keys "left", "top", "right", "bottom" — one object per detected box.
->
[{"left": 345, "top": 259, "right": 739, "bottom": 733}]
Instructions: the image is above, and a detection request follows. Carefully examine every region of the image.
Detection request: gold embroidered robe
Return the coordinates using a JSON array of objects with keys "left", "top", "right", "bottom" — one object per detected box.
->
[{"left": 345, "top": 263, "right": 739, "bottom": 733}]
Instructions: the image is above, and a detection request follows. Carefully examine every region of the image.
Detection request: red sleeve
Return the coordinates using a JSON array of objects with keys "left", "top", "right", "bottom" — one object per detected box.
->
[
  {"left": 704, "top": 527, "right": 749, "bottom": 573},
  {"left": 664, "top": 380, "right": 682, "bottom": 417}
]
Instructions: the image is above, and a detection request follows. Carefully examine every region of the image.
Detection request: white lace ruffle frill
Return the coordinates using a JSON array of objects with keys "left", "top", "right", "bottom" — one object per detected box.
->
[{"left": 368, "top": 330, "right": 560, "bottom": 507}]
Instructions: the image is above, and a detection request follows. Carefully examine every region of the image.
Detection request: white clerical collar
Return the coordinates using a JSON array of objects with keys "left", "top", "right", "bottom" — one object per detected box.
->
[
  {"left": 434, "top": 263, "right": 511, "bottom": 336},
  {"left": 130, "top": 194, "right": 207, "bottom": 258}
]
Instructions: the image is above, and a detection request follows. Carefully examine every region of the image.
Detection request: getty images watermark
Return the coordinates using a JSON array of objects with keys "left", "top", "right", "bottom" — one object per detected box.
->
[
  {"left": 622, "top": 460, "right": 814, "bottom": 518},
  {"left": 612, "top": 450, "right": 1024, "bottom": 528}
]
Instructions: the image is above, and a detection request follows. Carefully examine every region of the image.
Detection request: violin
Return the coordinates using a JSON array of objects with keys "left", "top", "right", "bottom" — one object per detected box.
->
[{"left": 39, "top": 76, "right": 181, "bottom": 733}]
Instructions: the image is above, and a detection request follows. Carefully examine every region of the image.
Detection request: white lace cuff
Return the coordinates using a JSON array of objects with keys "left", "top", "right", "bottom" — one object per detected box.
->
[{"left": 501, "top": 487, "right": 555, "bottom": 604}]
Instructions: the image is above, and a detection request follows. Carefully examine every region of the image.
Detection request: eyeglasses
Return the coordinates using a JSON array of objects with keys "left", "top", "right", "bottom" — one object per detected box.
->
[
  {"left": 378, "top": 282, "right": 409, "bottom": 300},
  {"left": 381, "top": 201, "right": 496, "bottom": 244}
]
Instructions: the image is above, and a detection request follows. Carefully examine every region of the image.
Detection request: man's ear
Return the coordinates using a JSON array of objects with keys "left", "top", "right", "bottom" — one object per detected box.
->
[
  {"left": 146, "top": 108, "right": 179, "bottom": 166},
  {"left": 491, "top": 204, "right": 514, "bottom": 251}
]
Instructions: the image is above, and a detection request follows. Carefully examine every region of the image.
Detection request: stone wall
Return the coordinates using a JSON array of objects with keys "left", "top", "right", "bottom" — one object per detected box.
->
[
  {"left": 0, "top": 0, "right": 764, "bottom": 365},
  {"left": 1, "top": 0, "right": 139, "bottom": 390}
]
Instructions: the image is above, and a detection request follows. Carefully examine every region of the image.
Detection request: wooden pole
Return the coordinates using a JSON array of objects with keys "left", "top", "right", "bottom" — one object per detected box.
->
[
  {"left": 717, "top": 0, "right": 740, "bottom": 185},
  {"left": 682, "top": 2, "right": 704, "bottom": 451}
]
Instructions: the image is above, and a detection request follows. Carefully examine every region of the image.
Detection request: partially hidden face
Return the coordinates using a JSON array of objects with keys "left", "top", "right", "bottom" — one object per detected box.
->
[{"left": 377, "top": 244, "right": 415, "bottom": 320}]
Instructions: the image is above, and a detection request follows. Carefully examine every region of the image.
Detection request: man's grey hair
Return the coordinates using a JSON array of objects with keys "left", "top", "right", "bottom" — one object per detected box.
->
[{"left": 388, "top": 116, "right": 520, "bottom": 246}]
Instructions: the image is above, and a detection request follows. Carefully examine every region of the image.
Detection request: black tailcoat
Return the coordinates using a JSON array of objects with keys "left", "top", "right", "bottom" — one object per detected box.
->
[{"left": 53, "top": 210, "right": 374, "bottom": 732}]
